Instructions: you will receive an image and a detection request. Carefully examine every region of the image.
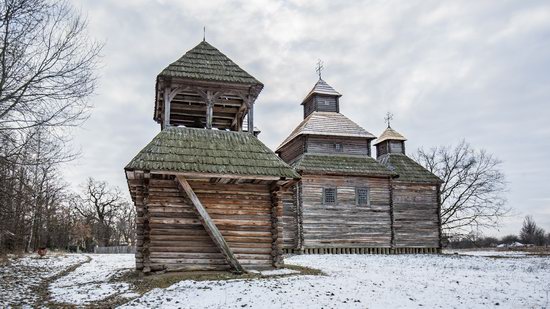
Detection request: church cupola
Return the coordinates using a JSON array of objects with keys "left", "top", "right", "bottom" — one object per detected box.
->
[
  {"left": 374, "top": 113, "right": 407, "bottom": 158},
  {"left": 301, "top": 61, "right": 342, "bottom": 118}
]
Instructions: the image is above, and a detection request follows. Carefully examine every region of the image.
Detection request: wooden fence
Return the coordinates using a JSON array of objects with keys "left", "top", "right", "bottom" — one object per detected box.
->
[{"left": 94, "top": 246, "right": 135, "bottom": 254}]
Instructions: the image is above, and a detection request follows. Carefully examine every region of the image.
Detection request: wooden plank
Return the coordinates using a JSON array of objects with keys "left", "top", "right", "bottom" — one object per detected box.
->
[
  {"left": 176, "top": 176, "right": 245, "bottom": 273},
  {"left": 163, "top": 86, "right": 171, "bottom": 128}
]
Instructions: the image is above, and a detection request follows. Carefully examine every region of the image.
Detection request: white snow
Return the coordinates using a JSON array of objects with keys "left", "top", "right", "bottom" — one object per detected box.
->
[
  {"left": 120, "top": 254, "right": 550, "bottom": 309},
  {"left": 49, "top": 254, "right": 137, "bottom": 305},
  {"left": 248, "top": 268, "right": 301, "bottom": 276},
  {"left": 0, "top": 254, "right": 88, "bottom": 307},
  {"left": 444, "top": 249, "right": 534, "bottom": 257}
]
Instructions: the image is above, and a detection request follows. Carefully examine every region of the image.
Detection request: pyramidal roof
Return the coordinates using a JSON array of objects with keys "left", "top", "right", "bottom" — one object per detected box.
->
[
  {"left": 301, "top": 78, "right": 341, "bottom": 104},
  {"left": 373, "top": 127, "right": 407, "bottom": 145},
  {"left": 276, "top": 111, "right": 376, "bottom": 151},
  {"left": 158, "top": 40, "right": 262, "bottom": 85}
]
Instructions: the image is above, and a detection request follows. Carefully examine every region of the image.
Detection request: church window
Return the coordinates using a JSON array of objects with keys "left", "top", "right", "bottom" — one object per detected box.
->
[
  {"left": 334, "top": 143, "right": 343, "bottom": 152},
  {"left": 323, "top": 188, "right": 337, "bottom": 205},
  {"left": 356, "top": 187, "right": 370, "bottom": 206}
]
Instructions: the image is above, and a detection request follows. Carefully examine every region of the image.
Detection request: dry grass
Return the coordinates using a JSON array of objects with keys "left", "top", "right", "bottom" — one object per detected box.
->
[{"left": 115, "top": 264, "right": 323, "bottom": 296}]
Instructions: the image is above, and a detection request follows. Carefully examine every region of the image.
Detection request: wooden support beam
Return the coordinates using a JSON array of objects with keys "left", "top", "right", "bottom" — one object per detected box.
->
[
  {"left": 175, "top": 176, "right": 245, "bottom": 273},
  {"left": 163, "top": 86, "right": 171, "bottom": 129},
  {"left": 205, "top": 92, "right": 214, "bottom": 129},
  {"left": 247, "top": 103, "right": 254, "bottom": 134}
]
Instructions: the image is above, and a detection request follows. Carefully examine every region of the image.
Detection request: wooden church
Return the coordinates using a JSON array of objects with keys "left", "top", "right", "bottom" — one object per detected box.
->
[
  {"left": 276, "top": 74, "right": 443, "bottom": 254},
  {"left": 126, "top": 40, "right": 443, "bottom": 274},
  {"left": 125, "top": 40, "right": 299, "bottom": 273}
]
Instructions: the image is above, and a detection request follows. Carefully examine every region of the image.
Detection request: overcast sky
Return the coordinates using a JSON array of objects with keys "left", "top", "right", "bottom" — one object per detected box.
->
[{"left": 67, "top": 0, "right": 550, "bottom": 237}]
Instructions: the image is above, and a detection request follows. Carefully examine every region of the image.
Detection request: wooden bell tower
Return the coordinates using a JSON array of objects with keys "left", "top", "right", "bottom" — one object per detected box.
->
[{"left": 153, "top": 41, "right": 264, "bottom": 133}]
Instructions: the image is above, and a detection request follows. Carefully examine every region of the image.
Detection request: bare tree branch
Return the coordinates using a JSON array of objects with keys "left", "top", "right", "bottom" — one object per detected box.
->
[{"left": 415, "top": 140, "right": 510, "bottom": 235}]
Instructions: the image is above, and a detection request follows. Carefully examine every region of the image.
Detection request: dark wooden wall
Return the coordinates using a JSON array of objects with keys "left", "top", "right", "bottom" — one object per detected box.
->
[
  {"left": 136, "top": 178, "right": 277, "bottom": 272},
  {"left": 392, "top": 182, "right": 440, "bottom": 248},
  {"left": 278, "top": 136, "right": 304, "bottom": 164},
  {"left": 376, "top": 140, "right": 405, "bottom": 157},
  {"left": 278, "top": 136, "right": 372, "bottom": 163},
  {"left": 294, "top": 175, "right": 392, "bottom": 249},
  {"left": 281, "top": 187, "right": 299, "bottom": 249},
  {"left": 306, "top": 136, "right": 370, "bottom": 156},
  {"left": 303, "top": 95, "right": 339, "bottom": 118}
]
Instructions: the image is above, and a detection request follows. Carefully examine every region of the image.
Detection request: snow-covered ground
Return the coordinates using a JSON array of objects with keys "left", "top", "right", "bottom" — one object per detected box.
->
[
  {"left": 121, "top": 254, "right": 550, "bottom": 309},
  {"left": 2, "top": 252, "right": 550, "bottom": 308},
  {"left": 444, "top": 249, "right": 535, "bottom": 257},
  {"left": 0, "top": 254, "right": 88, "bottom": 307},
  {"left": 49, "top": 254, "right": 137, "bottom": 305}
]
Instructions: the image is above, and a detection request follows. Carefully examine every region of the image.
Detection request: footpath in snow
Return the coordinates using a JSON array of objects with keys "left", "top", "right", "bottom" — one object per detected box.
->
[
  {"left": 121, "top": 253, "right": 550, "bottom": 309},
  {"left": 49, "top": 253, "right": 137, "bottom": 306},
  {"left": 0, "top": 254, "right": 88, "bottom": 307}
]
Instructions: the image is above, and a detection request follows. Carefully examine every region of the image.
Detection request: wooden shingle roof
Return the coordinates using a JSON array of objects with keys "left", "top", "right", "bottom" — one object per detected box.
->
[
  {"left": 301, "top": 78, "right": 341, "bottom": 104},
  {"left": 276, "top": 111, "right": 376, "bottom": 151},
  {"left": 157, "top": 41, "right": 262, "bottom": 85},
  {"left": 292, "top": 153, "right": 396, "bottom": 177},
  {"left": 126, "top": 127, "right": 299, "bottom": 179},
  {"left": 373, "top": 127, "right": 407, "bottom": 145},
  {"left": 378, "top": 153, "right": 442, "bottom": 184}
]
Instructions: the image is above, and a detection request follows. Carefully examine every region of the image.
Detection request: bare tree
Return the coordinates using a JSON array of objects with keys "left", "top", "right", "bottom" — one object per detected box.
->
[
  {"left": 0, "top": 0, "right": 100, "bottom": 254},
  {"left": 520, "top": 215, "right": 546, "bottom": 246},
  {"left": 114, "top": 201, "right": 136, "bottom": 246},
  {"left": 73, "top": 178, "right": 124, "bottom": 247},
  {"left": 415, "top": 141, "right": 509, "bottom": 234},
  {"left": 0, "top": 0, "right": 101, "bottom": 137}
]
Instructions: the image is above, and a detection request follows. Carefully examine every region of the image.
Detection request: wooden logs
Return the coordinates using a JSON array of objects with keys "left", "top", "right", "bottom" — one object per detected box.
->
[{"left": 176, "top": 176, "right": 244, "bottom": 273}]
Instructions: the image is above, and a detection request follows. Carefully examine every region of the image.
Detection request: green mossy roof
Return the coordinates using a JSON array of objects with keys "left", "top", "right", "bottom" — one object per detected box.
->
[
  {"left": 291, "top": 153, "right": 396, "bottom": 177},
  {"left": 158, "top": 41, "right": 262, "bottom": 85},
  {"left": 126, "top": 127, "right": 299, "bottom": 179},
  {"left": 378, "top": 153, "right": 442, "bottom": 184}
]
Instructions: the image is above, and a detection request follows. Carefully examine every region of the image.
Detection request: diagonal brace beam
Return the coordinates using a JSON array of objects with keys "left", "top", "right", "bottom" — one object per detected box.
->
[{"left": 175, "top": 176, "right": 244, "bottom": 273}]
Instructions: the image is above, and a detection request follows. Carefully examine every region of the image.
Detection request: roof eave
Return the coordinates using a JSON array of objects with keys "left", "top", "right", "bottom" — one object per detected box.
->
[
  {"left": 125, "top": 168, "right": 299, "bottom": 181},
  {"left": 276, "top": 132, "right": 376, "bottom": 152},
  {"left": 296, "top": 168, "right": 396, "bottom": 178},
  {"left": 300, "top": 91, "right": 342, "bottom": 105}
]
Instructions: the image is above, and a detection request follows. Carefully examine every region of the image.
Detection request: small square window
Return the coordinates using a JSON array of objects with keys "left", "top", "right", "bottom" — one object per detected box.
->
[
  {"left": 323, "top": 188, "right": 337, "bottom": 204},
  {"left": 356, "top": 187, "right": 370, "bottom": 206},
  {"left": 334, "top": 143, "right": 343, "bottom": 152}
]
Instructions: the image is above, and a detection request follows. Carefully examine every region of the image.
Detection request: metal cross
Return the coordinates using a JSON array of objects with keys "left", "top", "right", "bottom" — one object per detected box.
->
[
  {"left": 385, "top": 112, "right": 394, "bottom": 128},
  {"left": 316, "top": 59, "right": 324, "bottom": 79},
  {"left": 203, "top": 26, "right": 206, "bottom": 41}
]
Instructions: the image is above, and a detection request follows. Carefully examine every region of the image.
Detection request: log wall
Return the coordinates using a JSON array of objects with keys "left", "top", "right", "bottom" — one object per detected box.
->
[
  {"left": 297, "top": 175, "right": 392, "bottom": 249},
  {"left": 306, "top": 136, "right": 370, "bottom": 156},
  {"left": 281, "top": 187, "right": 299, "bottom": 249},
  {"left": 392, "top": 182, "right": 440, "bottom": 248},
  {"left": 303, "top": 95, "right": 339, "bottom": 118},
  {"left": 278, "top": 136, "right": 304, "bottom": 164},
  {"left": 134, "top": 177, "right": 279, "bottom": 272}
]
